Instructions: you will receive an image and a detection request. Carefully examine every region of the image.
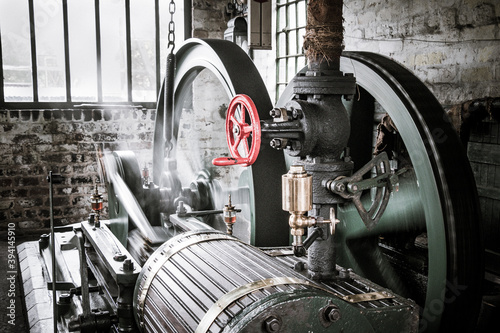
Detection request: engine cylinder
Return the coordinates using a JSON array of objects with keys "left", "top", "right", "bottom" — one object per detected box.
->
[{"left": 134, "top": 230, "right": 371, "bottom": 332}]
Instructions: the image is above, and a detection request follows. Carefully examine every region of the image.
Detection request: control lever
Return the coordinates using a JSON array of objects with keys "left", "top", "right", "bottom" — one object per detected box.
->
[{"left": 324, "top": 152, "right": 406, "bottom": 229}]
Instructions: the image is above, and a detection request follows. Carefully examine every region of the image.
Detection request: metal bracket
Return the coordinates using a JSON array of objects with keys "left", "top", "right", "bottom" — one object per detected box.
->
[
  {"left": 324, "top": 152, "right": 406, "bottom": 229},
  {"left": 341, "top": 291, "right": 395, "bottom": 303}
]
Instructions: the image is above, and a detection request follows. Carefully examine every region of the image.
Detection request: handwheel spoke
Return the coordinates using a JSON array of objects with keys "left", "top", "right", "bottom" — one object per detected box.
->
[
  {"left": 231, "top": 135, "right": 243, "bottom": 152},
  {"left": 241, "top": 123, "right": 253, "bottom": 136},
  {"left": 229, "top": 114, "right": 239, "bottom": 126}
]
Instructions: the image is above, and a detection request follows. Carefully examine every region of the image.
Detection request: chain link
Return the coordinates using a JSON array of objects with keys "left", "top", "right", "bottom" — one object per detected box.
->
[{"left": 168, "top": 0, "right": 176, "bottom": 52}]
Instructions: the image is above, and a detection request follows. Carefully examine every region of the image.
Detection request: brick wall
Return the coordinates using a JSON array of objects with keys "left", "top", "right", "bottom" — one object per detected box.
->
[
  {"left": 192, "top": 0, "right": 229, "bottom": 39},
  {"left": 0, "top": 108, "right": 155, "bottom": 234},
  {"left": 343, "top": 0, "right": 500, "bottom": 107}
]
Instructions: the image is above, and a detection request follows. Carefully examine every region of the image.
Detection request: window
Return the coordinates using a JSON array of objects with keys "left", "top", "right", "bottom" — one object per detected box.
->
[
  {"left": 0, "top": 0, "right": 185, "bottom": 106},
  {"left": 275, "top": 0, "right": 307, "bottom": 102}
]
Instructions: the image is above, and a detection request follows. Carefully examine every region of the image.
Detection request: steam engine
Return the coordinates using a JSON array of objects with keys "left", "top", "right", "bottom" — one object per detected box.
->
[{"left": 19, "top": 37, "right": 482, "bottom": 333}]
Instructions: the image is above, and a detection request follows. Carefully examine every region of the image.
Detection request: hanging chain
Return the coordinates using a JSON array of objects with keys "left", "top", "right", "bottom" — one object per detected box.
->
[{"left": 168, "top": 0, "right": 176, "bottom": 53}]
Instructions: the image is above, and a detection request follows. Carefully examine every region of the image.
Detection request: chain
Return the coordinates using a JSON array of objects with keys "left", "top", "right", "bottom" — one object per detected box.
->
[{"left": 168, "top": 0, "right": 176, "bottom": 53}]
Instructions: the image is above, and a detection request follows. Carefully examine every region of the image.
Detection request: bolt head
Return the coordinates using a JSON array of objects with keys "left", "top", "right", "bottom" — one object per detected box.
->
[
  {"left": 334, "top": 182, "right": 345, "bottom": 193},
  {"left": 324, "top": 305, "right": 341, "bottom": 323},
  {"left": 269, "top": 108, "right": 281, "bottom": 118},
  {"left": 123, "top": 258, "right": 135, "bottom": 272},
  {"left": 264, "top": 316, "right": 281, "bottom": 332},
  {"left": 270, "top": 138, "right": 282, "bottom": 149}
]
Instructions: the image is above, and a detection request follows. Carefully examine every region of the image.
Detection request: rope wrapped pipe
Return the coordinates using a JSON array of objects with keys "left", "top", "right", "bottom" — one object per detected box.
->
[{"left": 304, "top": 0, "right": 344, "bottom": 68}]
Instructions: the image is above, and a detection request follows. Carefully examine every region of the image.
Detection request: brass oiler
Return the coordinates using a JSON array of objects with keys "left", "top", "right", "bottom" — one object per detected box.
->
[{"left": 282, "top": 165, "right": 316, "bottom": 250}]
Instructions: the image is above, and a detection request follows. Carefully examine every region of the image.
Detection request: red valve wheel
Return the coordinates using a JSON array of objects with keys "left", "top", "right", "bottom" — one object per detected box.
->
[{"left": 213, "top": 94, "right": 261, "bottom": 167}]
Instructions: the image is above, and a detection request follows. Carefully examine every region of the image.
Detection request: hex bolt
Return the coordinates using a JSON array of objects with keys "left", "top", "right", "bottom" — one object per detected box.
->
[
  {"left": 123, "top": 259, "right": 134, "bottom": 272},
  {"left": 269, "top": 108, "right": 282, "bottom": 118},
  {"left": 334, "top": 182, "right": 346, "bottom": 193},
  {"left": 264, "top": 316, "right": 281, "bottom": 332},
  {"left": 292, "top": 109, "right": 302, "bottom": 119},
  {"left": 324, "top": 305, "right": 341, "bottom": 323},
  {"left": 294, "top": 261, "right": 306, "bottom": 272},
  {"left": 39, "top": 234, "right": 49, "bottom": 250},
  {"left": 270, "top": 138, "right": 283, "bottom": 150}
]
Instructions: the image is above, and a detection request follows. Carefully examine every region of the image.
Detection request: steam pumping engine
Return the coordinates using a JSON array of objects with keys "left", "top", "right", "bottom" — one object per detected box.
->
[{"left": 19, "top": 2, "right": 483, "bottom": 332}]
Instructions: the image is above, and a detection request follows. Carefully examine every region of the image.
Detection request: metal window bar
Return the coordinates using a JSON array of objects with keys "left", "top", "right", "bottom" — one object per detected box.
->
[
  {"left": 2, "top": 0, "right": 189, "bottom": 108},
  {"left": 155, "top": 0, "right": 161, "bottom": 94},
  {"left": 275, "top": 0, "right": 307, "bottom": 102},
  {"left": 125, "top": 0, "right": 133, "bottom": 102},
  {"left": 62, "top": 0, "right": 72, "bottom": 102},
  {"left": 95, "top": 0, "right": 103, "bottom": 102},
  {"left": 0, "top": 27, "right": 4, "bottom": 104},
  {"left": 28, "top": 0, "right": 39, "bottom": 102}
]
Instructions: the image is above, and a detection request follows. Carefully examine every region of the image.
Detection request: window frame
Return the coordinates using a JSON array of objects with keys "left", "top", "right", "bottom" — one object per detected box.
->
[
  {"left": 275, "top": 0, "right": 307, "bottom": 102},
  {"left": 0, "top": 0, "right": 191, "bottom": 109}
]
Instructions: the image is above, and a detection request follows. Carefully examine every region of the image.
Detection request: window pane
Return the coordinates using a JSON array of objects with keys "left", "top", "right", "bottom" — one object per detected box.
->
[
  {"left": 297, "top": 1, "right": 306, "bottom": 27},
  {"left": 288, "top": 29, "right": 297, "bottom": 56},
  {"left": 68, "top": 0, "right": 97, "bottom": 102},
  {"left": 1, "top": 0, "right": 33, "bottom": 101},
  {"left": 35, "top": 0, "right": 66, "bottom": 101},
  {"left": 101, "top": 0, "right": 126, "bottom": 101},
  {"left": 130, "top": 0, "right": 155, "bottom": 102}
]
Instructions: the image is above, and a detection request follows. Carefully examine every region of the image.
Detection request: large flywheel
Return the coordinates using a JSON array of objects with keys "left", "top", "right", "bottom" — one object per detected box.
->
[
  {"left": 337, "top": 52, "right": 482, "bottom": 332},
  {"left": 153, "top": 39, "right": 289, "bottom": 246},
  {"left": 274, "top": 51, "right": 483, "bottom": 332}
]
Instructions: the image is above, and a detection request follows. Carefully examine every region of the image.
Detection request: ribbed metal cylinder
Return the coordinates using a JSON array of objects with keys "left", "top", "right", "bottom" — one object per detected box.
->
[{"left": 134, "top": 230, "right": 331, "bottom": 332}]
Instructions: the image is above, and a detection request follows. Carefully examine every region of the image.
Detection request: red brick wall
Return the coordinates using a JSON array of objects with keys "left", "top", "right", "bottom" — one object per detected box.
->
[{"left": 0, "top": 108, "right": 155, "bottom": 233}]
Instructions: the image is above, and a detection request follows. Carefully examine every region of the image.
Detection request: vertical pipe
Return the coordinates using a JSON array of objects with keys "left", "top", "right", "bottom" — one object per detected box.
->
[
  {"left": 95, "top": 0, "right": 103, "bottom": 102},
  {"left": 275, "top": 2, "right": 280, "bottom": 102},
  {"left": 48, "top": 171, "right": 57, "bottom": 333},
  {"left": 155, "top": 0, "right": 161, "bottom": 94},
  {"left": 125, "top": 0, "right": 132, "bottom": 102},
  {"left": 28, "top": 0, "right": 38, "bottom": 102},
  {"left": 62, "top": 0, "right": 72, "bottom": 102},
  {"left": 304, "top": 0, "right": 343, "bottom": 70},
  {"left": 77, "top": 233, "right": 91, "bottom": 316}
]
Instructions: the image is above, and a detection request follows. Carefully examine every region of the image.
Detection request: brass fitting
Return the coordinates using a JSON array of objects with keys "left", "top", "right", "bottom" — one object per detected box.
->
[
  {"left": 223, "top": 195, "right": 237, "bottom": 235},
  {"left": 90, "top": 184, "right": 103, "bottom": 227},
  {"left": 282, "top": 165, "right": 315, "bottom": 248}
]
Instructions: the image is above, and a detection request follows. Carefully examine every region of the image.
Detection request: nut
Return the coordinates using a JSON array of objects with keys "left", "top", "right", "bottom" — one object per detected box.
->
[
  {"left": 324, "top": 305, "right": 341, "bottom": 323},
  {"left": 264, "top": 316, "right": 281, "bottom": 332}
]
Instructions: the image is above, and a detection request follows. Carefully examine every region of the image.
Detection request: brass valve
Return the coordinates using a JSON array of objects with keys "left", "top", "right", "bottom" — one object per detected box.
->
[
  {"left": 282, "top": 165, "right": 316, "bottom": 250},
  {"left": 90, "top": 184, "right": 103, "bottom": 227},
  {"left": 223, "top": 195, "right": 237, "bottom": 235},
  {"left": 282, "top": 165, "right": 339, "bottom": 256}
]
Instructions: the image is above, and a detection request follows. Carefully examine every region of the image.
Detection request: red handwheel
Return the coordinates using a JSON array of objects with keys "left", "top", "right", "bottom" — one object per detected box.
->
[{"left": 213, "top": 94, "right": 261, "bottom": 167}]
